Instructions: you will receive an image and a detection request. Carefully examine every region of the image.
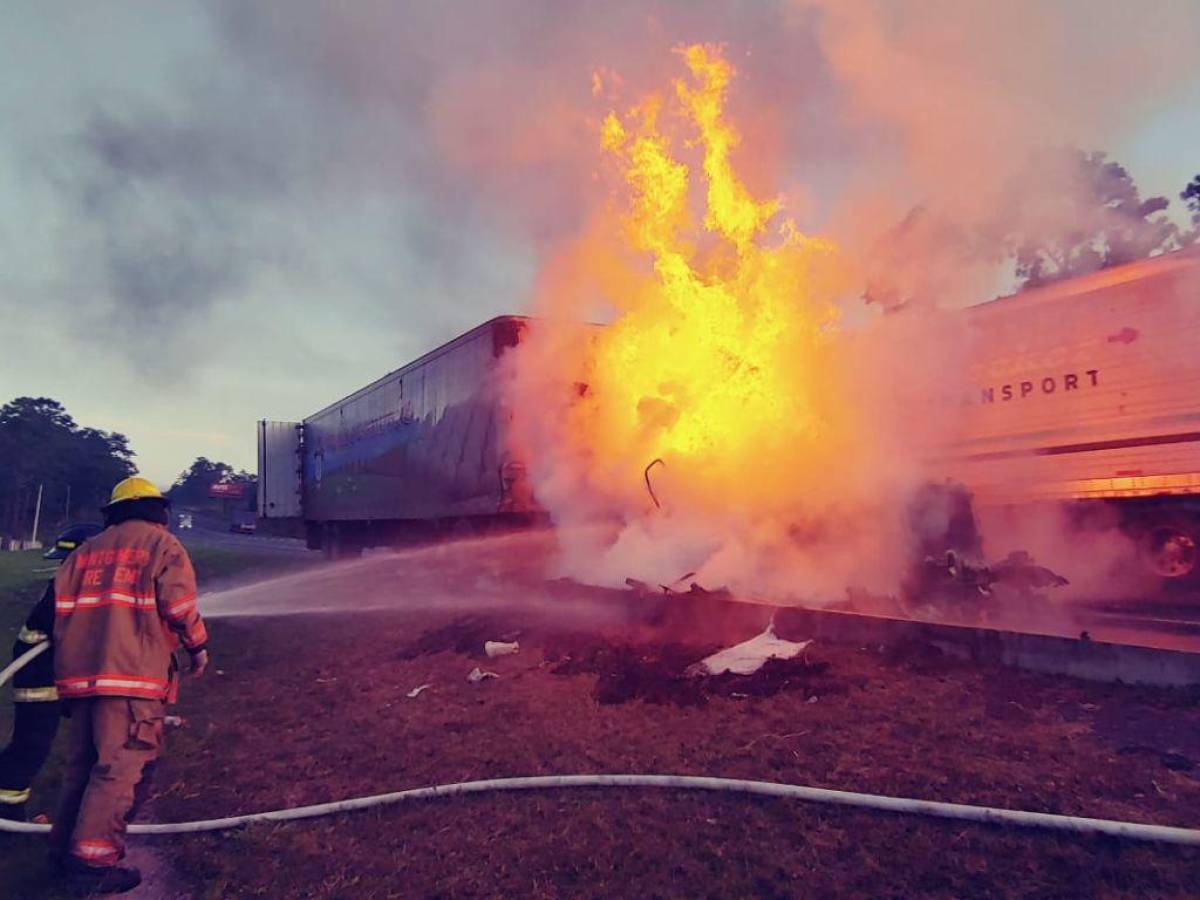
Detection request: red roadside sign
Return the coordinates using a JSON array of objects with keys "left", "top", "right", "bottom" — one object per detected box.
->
[{"left": 209, "top": 482, "right": 247, "bottom": 499}]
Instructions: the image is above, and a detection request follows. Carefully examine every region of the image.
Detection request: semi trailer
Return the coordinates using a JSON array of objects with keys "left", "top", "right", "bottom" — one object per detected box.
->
[
  {"left": 258, "top": 316, "right": 537, "bottom": 557},
  {"left": 260, "top": 248, "right": 1200, "bottom": 580},
  {"left": 941, "top": 247, "right": 1200, "bottom": 581}
]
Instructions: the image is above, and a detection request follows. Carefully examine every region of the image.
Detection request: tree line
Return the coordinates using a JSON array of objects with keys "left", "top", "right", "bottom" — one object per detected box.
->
[
  {"left": 1, "top": 396, "right": 253, "bottom": 543},
  {"left": 1007, "top": 151, "right": 1199, "bottom": 288},
  {"left": 0, "top": 397, "right": 135, "bottom": 542},
  {"left": 865, "top": 153, "right": 1200, "bottom": 309}
]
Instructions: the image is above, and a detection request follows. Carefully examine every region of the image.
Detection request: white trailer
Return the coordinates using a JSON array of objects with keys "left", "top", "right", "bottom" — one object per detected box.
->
[{"left": 940, "top": 248, "right": 1200, "bottom": 580}]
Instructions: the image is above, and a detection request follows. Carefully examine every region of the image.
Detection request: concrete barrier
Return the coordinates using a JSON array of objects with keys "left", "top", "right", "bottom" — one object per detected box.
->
[
  {"left": 557, "top": 580, "right": 1200, "bottom": 687},
  {"left": 770, "top": 605, "right": 1200, "bottom": 687}
]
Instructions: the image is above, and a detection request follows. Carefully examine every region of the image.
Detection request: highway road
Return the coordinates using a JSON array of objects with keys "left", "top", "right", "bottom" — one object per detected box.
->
[{"left": 175, "top": 514, "right": 308, "bottom": 555}]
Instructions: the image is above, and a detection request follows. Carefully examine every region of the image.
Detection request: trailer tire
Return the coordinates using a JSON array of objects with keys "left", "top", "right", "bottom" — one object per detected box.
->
[
  {"left": 1137, "top": 514, "right": 1199, "bottom": 583},
  {"left": 305, "top": 523, "right": 322, "bottom": 552},
  {"left": 449, "top": 517, "right": 478, "bottom": 541},
  {"left": 321, "top": 524, "right": 364, "bottom": 560}
]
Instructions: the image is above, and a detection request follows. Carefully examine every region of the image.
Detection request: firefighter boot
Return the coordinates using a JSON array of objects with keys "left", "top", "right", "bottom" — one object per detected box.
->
[{"left": 64, "top": 859, "right": 142, "bottom": 895}]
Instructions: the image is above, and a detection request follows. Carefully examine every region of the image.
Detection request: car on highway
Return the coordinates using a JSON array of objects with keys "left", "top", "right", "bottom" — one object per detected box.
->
[{"left": 230, "top": 509, "right": 257, "bottom": 535}]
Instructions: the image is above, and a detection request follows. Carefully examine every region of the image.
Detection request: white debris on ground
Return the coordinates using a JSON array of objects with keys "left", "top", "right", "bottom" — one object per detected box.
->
[
  {"left": 467, "top": 667, "right": 500, "bottom": 683},
  {"left": 484, "top": 640, "right": 520, "bottom": 658},
  {"left": 406, "top": 683, "right": 433, "bottom": 698},
  {"left": 690, "top": 625, "right": 813, "bottom": 677}
]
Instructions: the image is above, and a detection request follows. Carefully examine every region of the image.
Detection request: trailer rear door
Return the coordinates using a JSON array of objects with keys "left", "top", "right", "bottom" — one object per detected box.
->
[{"left": 257, "top": 420, "right": 303, "bottom": 517}]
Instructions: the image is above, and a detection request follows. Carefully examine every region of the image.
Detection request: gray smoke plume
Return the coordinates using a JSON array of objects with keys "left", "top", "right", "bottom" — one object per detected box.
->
[
  {"left": 15, "top": 0, "right": 1197, "bottom": 369},
  {"left": 2, "top": 1, "right": 1195, "bottom": 487}
]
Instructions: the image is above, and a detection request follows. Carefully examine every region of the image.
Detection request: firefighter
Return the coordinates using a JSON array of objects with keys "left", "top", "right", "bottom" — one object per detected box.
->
[
  {"left": 0, "top": 524, "right": 101, "bottom": 822},
  {"left": 50, "top": 477, "right": 210, "bottom": 895}
]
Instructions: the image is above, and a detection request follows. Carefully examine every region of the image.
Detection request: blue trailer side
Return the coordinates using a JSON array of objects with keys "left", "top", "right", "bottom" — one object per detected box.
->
[{"left": 260, "top": 316, "right": 537, "bottom": 557}]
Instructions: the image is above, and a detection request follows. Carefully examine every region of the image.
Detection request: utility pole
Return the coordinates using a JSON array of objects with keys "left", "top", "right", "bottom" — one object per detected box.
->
[
  {"left": 64, "top": 483, "right": 72, "bottom": 522},
  {"left": 30, "top": 482, "right": 44, "bottom": 546}
]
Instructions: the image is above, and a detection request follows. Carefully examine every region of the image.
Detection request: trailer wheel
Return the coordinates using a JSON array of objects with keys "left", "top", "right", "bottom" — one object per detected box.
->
[
  {"left": 1139, "top": 518, "right": 1199, "bottom": 580},
  {"left": 321, "top": 524, "right": 363, "bottom": 560},
  {"left": 304, "top": 522, "right": 322, "bottom": 552},
  {"left": 448, "top": 517, "right": 477, "bottom": 541},
  {"left": 320, "top": 525, "right": 339, "bottom": 561}
]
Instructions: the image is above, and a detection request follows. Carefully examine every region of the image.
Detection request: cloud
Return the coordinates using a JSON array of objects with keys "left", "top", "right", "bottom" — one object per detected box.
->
[{"left": 39, "top": 81, "right": 309, "bottom": 372}]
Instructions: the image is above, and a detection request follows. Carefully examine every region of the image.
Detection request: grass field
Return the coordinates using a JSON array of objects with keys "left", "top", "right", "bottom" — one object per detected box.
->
[
  {"left": 151, "top": 606, "right": 1200, "bottom": 898},
  {"left": 0, "top": 550, "right": 51, "bottom": 606}
]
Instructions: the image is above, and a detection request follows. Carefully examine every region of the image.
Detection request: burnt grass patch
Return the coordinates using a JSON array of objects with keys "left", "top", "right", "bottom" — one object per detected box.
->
[
  {"left": 546, "top": 636, "right": 835, "bottom": 706},
  {"left": 399, "top": 616, "right": 836, "bottom": 706}
]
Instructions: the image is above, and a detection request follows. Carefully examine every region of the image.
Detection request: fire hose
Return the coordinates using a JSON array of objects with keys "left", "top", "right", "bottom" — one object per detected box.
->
[
  {"left": 3, "top": 643, "right": 1200, "bottom": 846},
  {"left": 0, "top": 640, "right": 49, "bottom": 687}
]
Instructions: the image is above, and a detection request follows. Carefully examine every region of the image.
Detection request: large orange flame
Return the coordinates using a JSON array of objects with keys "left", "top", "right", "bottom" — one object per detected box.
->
[
  {"left": 507, "top": 43, "right": 926, "bottom": 599},
  {"left": 568, "top": 45, "right": 852, "bottom": 517}
]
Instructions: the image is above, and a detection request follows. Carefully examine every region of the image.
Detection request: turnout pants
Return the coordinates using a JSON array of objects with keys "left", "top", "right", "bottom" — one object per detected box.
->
[
  {"left": 50, "top": 697, "right": 164, "bottom": 868},
  {"left": 0, "top": 701, "right": 61, "bottom": 820}
]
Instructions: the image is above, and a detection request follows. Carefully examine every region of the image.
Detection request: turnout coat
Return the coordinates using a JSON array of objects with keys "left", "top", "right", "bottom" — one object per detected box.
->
[{"left": 53, "top": 520, "right": 207, "bottom": 702}]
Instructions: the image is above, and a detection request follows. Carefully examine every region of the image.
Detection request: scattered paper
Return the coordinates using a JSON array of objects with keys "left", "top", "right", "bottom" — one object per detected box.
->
[
  {"left": 406, "top": 683, "right": 433, "bottom": 698},
  {"left": 692, "top": 625, "right": 812, "bottom": 676},
  {"left": 484, "top": 640, "right": 520, "bottom": 658},
  {"left": 467, "top": 667, "right": 500, "bottom": 684}
]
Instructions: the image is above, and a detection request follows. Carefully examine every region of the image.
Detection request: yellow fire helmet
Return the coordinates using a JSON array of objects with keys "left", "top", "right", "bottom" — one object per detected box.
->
[{"left": 104, "top": 476, "right": 166, "bottom": 509}]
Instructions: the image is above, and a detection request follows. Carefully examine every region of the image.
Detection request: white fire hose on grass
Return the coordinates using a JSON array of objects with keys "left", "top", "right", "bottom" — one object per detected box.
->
[
  {"left": 3, "top": 642, "right": 1199, "bottom": 847},
  {"left": 0, "top": 641, "right": 50, "bottom": 689}
]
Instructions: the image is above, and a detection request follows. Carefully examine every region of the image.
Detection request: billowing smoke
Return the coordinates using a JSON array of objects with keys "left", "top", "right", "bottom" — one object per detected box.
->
[
  {"left": 50, "top": 107, "right": 294, "bottom": 371},
  {"left": 488, "top": 2, "right": 1198, "bottom": 601},
  {"left": 27, "top": 2, "right": 1197, "bottom": 350},
  {"left": 975, "top": 502, "right": 1158, "bottom": 604},
  {"left": 502, "top": 45, "right": 973, "bottom": 601},
  {"left": 809, "top": 0, "right": 1198, "bottom": 280}
]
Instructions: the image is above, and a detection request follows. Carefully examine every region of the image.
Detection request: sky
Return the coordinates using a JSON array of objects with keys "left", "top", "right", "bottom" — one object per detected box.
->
[{"left": 1, "top": 1, "right": 1197, "bottom": 487}]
